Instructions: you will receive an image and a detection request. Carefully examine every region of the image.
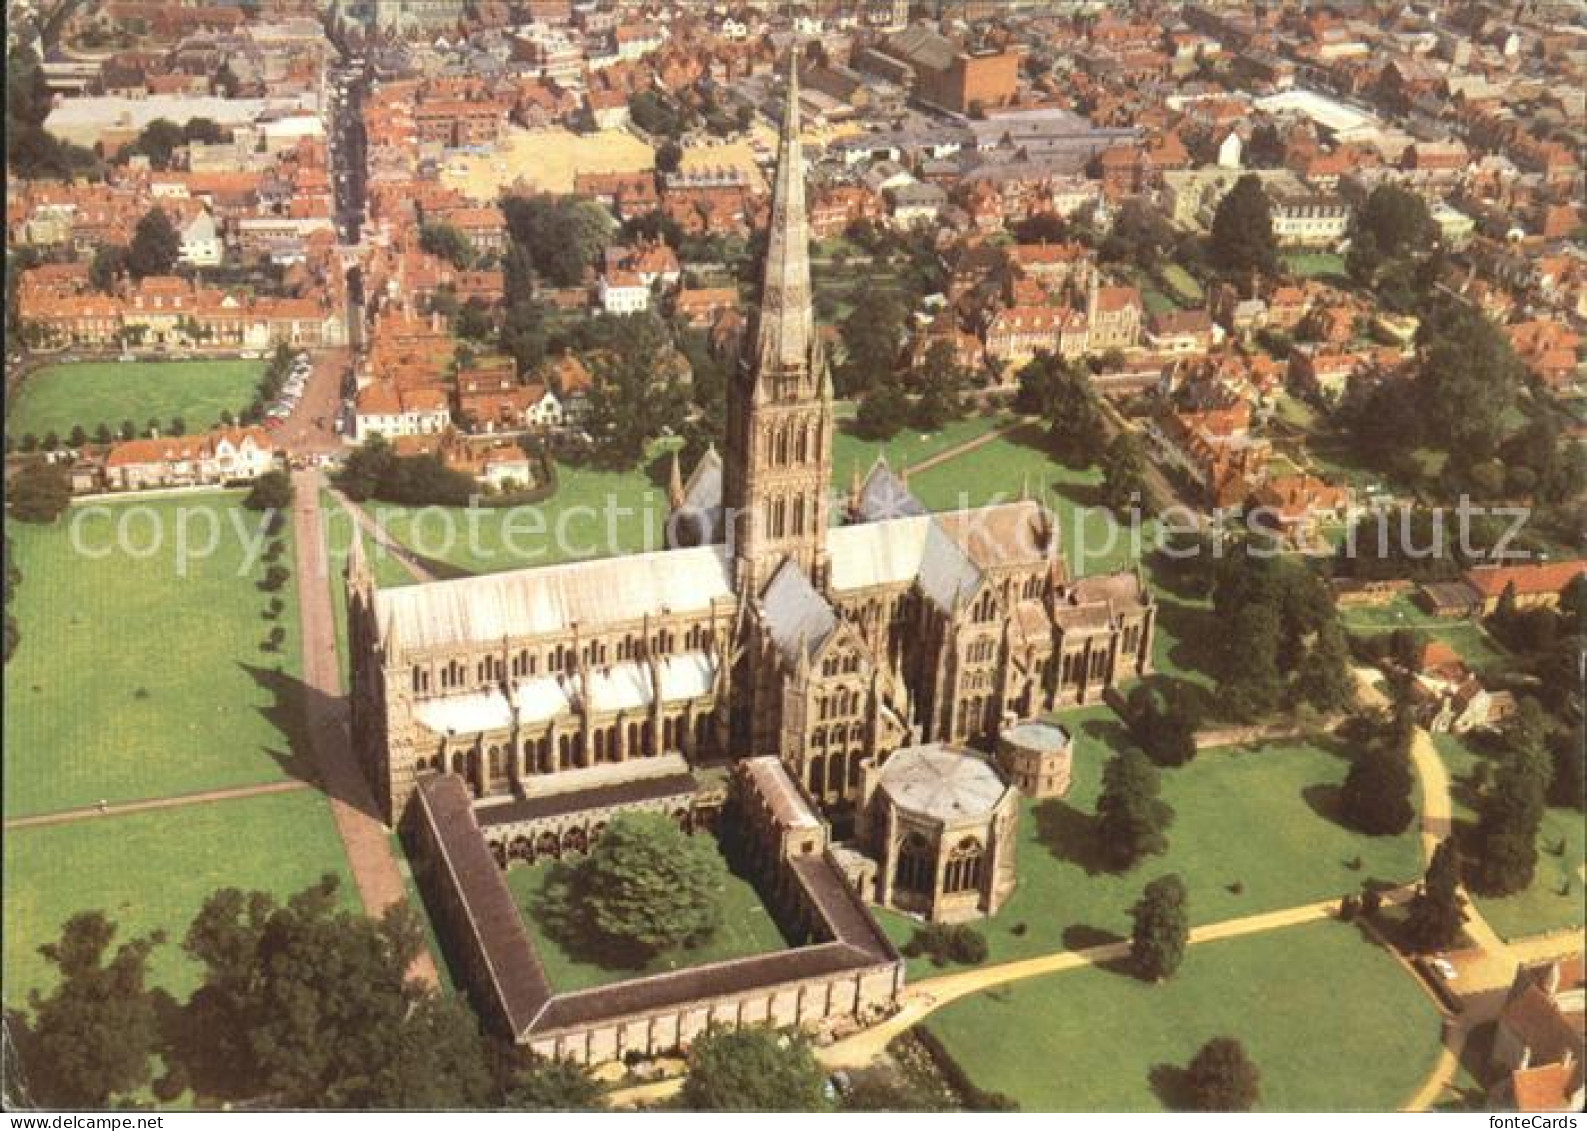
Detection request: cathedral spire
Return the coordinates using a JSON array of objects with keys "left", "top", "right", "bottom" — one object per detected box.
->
[{"left": 747, "top": 52, "right": 814, "bottom": 381}]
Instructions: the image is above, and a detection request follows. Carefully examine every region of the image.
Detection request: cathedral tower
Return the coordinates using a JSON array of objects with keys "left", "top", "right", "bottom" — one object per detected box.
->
[{"left": 722, "top": 55, "right": 834, "bottom": 598}]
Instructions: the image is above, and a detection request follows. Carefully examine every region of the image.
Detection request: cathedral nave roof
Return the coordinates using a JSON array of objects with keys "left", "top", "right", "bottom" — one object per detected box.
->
[{"left": 374, "top": 544, "right": 735, "bottom": 652}]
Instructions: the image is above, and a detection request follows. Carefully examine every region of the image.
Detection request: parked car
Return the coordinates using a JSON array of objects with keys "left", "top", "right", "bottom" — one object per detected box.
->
[{"left": 1429, "top": 957, "right": 1457, "bottom": 982}]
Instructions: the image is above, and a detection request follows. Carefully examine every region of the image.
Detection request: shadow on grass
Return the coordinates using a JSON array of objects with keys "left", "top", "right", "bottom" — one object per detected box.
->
[
  {"left": 1301, "top": 782, "right": 1347, "bottom": 829},
  {"left": 1154, "top": 595, "right": 1222, "bottom": 692},
  {"left": 239, "top": 661, "right": 322, "bottom": 787},
  {"left": 1061, "top": 923, "right": 1125, "bottom": 952},
  {"left": 1148, "top": 1063, "right": 1194, "bottom": 1112},
  {"left": 1031, "top": 799, "right": 1113, "bottom": 875},
  {"left": 1079, "top": 714, "right": 1139, "bottom": 754},
  {"left": 240, "top": 662, "right": 391, "bottom": 823}
]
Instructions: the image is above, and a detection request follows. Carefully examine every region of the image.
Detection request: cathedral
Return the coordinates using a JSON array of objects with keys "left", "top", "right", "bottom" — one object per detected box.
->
[{"left": 346, "top": 61, "right": 1155, "bottom": 840}]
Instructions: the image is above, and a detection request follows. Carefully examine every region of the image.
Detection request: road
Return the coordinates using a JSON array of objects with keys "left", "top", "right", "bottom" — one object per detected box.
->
[
  {"left": 276, "top": 347, "right": 350, "bottom": 458},
  {"left": 289, "top": 467, "right": 438, "bottom": 987}
]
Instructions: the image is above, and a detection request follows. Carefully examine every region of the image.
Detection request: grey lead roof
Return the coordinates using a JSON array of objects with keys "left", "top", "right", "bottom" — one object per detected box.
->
[
  {"left": 855, "top": 458, "right": 927, "bottom": 522},
  {"left": 760, "top": 558, "right": 838, "bottom": 665}
]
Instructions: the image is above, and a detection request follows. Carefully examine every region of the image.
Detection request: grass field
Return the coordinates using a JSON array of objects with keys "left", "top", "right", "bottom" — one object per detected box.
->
[
  {"left": 1433, "top": 734, "right": 1583, "bottom": 941},
  {"left": 1157, "top": 263, "right": 1205, "bottom": 306},
  {"left": 876, "top": 708, "right": 1424, "bottom": 977},
  {"left": 504, "top": 851, "right": 790, "bottom": 993},
  {"left": 4, "top": 492, "right": 309, "bottom": 818},
  {"left": 829, "top": 413, "right": 1012, "bottom": 485},
  {"left": 361, "top": 453, "right": 671, "bottom": 579},
  {"left": 1339, "top": 599, "right": 1512, "bottom": 676},
  {"left": 8, "top": 359, "right": 264, "bottom": 440},
  {"left": 1283, "top": 252, "right": 1349, "bottom": 282},
  {"left": 922, "top": 919, "right": 1442, "bottom": 1111},
  {"left": 2, "top": 790, "right": 356, "bottom": 1002},
  {"left": 906, "top": 424, "right": 1156, "bottom": 576}
]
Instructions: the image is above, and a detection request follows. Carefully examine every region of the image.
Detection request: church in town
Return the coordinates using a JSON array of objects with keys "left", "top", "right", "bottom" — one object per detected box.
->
[{"left": 346, "top": 60, "right": 1155, "bottom": 961}]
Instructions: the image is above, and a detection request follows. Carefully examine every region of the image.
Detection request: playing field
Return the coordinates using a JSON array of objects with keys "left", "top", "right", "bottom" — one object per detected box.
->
[
  {"left": 922, "top": 919, "right": 1442, "bottom": 1111},
  {"left": 4, "top": 492, "right": 309, "bottom": 818},
  {"left": 8, "top": 359, "right": 264, "bottom": 441},
  {"left": 3, "top": 789, "right": 356, "bottom": 1001},
  {"left": 442, "top": 125, "right": 653, "bottom": 199},
  {"left": 503, "top": 850, "right": 790, "bottom": 993},
  {"left": 1433, "top": 733, "right": 1584, "bottom": 941},
  {"left": 877, "top": 708, "right": 1424, "bottom": 977}
]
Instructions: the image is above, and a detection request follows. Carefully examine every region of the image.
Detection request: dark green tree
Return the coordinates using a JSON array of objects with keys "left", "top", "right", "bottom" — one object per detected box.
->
[
  {"left": 1414, "top": 300, "right": 1523, "bottom": 465},
  {"left": 1042, "top": 358, "right": 1106, "bottom": 467},
  {"left": 580, "top": 811, "right": 728, "bottom": 954},
  {"left": 1126, "top": 682, "right": 1200, "bottom": 767},
  {"left": 1293, "top": 620, "right": 1355, "bottom": 713},
  {"left": 1339, "top": 710, "right": 1416, "bottom": 835},
  {"left": 90, "top": 244, "right": 130, "bottom": 292},
  {"left": 853, "top": 380, "right": 910, "bottom": 441},
  {"left": 836, "top": 290, "right": 906, "bottom": 398},
  {"left": 502, "top": 1055, "right": 605, "bottom": 1111},
  {"left": 502, "top": 195, "right": 614, "bottom": 288},
  {"left": 1095, "top": 749, "right": 1175, "bottom": 870},
  {"left": 656, "top": 139, "right": 683, "bottom": 173},
  {"left": 1100, "top": 431, "right": 1149, "bottom": 516},
  {"left": 176, "top": 875, "right": 492, "bottom": 1107},
  {"left": 7, "top": 462, "right": 73, "bottom": 523},
  {"left": 910, "top": 340, "right": 966, "bottom": 430},
  {"left": 582, "top": 315, "right": 686, "bottom": 467},
  {"left": 1217, "top": 601, "right": 1283, "bottom": 721},
  {"left": 128, "top": 207, "right": 181, "bottom": 279},
  {"left": 1405, "top": 836, "right": 1468, "bottom": 952},
  {"left": 243, "top": 469, "right": 294, "bottom": 512},
  {"left": 1468, "top": 732, "right": 1550, "bottom": 896},
  {"left": 20, "top": 912, "right": 166, "bottom": 1107},
  {"left": 1185, "top": 1036, "right": 1260, "bottom": 1111},
  {"left": 1347, "top": 183, "right": 1435, "bottom": 287},
  {"left": 1130, "top": 873, "right": 1189, "bottom": 981},
  {"left": 419, "top": 222, "right": 475, "bottom": 270},
  {"left": 679, "top": 1027, "right": 831, "bottom": 1112},
  {"left": 128, "top": 118, "right": 186, "bottom": 169},
  {"left": 1209, "top": 175, "right": 1277, "bottom": 277}
]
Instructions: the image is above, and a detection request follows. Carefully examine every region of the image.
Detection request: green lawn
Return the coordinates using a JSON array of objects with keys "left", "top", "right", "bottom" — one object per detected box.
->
[
  {"left": 1157, "top": 263, "right": 1205, "bottom": 305},
  {"left": 503, "top": 850, "right": 791, "bottom": 993},
  {"left": 906, "top": 424, "right": 1155, "bottom": 576},
  {"left": 8, "top": 359, "right": 265, "bottom": 440},
  {"left": 1433, "top": 734, "right": 1584, "bottom": 941},
  {"left": 2, "top": 790, "right": 356, "bottom": 1002},
  {"left": 365, "top": 453, "right": 670, "bottom": 578},
  {"left": 4, "top": 492, "right": 310, "bottom": 818},
  {"left": 877, "top": 708, "right": 1424, "bottom": 977},
  {"left": 830, "top": 413, "right": 1011, "bottom": 485},
  {"left": 1283, "top": 252, "right": 1348, "bottom": 282},
  {"left": 1340, "top": 600, "right": 1512, "bottom": 677},
  {"left": 923, "top": 919, "right": 1442, "bottom": 1111}
]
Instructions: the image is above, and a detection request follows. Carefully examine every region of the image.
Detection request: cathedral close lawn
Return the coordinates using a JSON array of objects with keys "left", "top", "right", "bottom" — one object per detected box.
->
[
  {"left": 4, "top": 490, "right": 312, "bottom": 817},
  {"left": 3, "top": 790, "right": 357, "bottom": 1001},
  {"left": 875, "top": 707, "right": 1424, "bottom": 978},
  {"left": 921, "top": 919, "right": 1442, "bottom": 1111}
]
